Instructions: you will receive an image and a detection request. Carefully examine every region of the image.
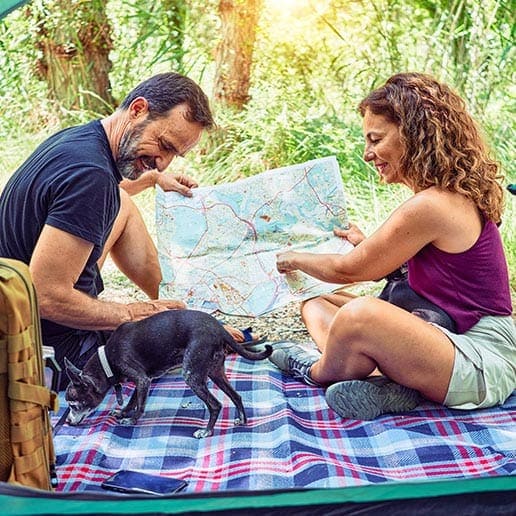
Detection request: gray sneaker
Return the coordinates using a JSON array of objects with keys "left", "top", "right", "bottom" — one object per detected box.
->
[
  {"left": 325, "top": 376, "right": 421, "bottom": 420},
  {"left": 268, "top": 344, "right": 321, "bottom": 387}
]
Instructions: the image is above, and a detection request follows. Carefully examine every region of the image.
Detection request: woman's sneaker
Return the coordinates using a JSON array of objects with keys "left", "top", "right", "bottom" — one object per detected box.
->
[
  {"left": 268, "top": 343, "right": 321, "bottom": 387},
  {"left": 325, "top": 376, "right": 421, "bottom": 420}
]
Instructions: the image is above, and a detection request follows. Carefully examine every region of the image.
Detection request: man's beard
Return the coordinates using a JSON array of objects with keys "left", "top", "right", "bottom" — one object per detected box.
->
[{"left": 115, "top": 120, "right": 150, "bottom": 180}]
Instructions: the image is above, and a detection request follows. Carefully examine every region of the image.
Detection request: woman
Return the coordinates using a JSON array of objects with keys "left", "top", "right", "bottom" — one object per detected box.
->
[{"left": 271, "top": 73, "right": 515, "bottom": 420}]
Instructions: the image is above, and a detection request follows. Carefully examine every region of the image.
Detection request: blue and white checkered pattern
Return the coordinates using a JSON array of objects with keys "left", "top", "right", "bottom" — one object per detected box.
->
[{"left": 52, "top": 355, "right": 516, "bottom": 493}]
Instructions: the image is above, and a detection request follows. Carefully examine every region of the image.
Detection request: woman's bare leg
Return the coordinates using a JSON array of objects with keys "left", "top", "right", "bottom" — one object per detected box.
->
[
  {"left": 301, "top": 289, "right": 357, "bottom": 351},
  {"left": 309, "top": 296, "right": 455, "bottom": 403}
]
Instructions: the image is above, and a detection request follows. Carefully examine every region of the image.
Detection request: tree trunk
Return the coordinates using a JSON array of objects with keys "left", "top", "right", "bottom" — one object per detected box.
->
[
  {"left": 32, "top": 0, "right": 114, "bottom": 113},
  {"left": 213, "top": 0, "right": 262, "bottom": 109}
]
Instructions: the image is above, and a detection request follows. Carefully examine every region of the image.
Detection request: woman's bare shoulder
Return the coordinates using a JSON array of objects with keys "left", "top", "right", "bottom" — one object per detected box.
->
[
  {"left": 403, "top": 187, "right": 473, "bottom": 215},
  {"left": 393, "top": 187, "right": 448, "bottom": 222},
  {"left": 404, "top": 187, "right": 481, "bottom": 251}
]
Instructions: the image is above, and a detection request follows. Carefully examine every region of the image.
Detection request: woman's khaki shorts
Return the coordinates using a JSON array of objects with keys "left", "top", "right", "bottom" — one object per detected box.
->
[{"left": 440, "top": 315, "right": 516, "bottom": 409}]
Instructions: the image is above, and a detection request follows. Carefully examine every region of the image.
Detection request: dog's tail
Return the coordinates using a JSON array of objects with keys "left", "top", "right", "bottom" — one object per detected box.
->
[{"left": 226, "top": 340, "right": 273, "bottom": 360}]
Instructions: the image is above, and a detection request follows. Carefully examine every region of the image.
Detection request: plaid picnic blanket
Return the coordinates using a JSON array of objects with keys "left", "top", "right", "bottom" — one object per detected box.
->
[{"left": 52, "top": 354, "right": 516, "bottom": 493}]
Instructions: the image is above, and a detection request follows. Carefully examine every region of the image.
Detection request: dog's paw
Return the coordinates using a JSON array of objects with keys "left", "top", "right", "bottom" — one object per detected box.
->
[
  {"left": 234, "top": 417, "right": 246, "bottom": 426},
  {"left": 118, "top": 416, "right": 138, "bottom": 425},
  {"left": 111, "top": 409, "right": 137, "bottom": 425},
  {"left": 193, "top": 428, "right": 213, "bottom": 439}
]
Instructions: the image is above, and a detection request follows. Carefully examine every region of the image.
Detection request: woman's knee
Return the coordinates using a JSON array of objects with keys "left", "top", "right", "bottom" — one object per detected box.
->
[
  {"left": 301, "top": 297, "right": 326, "bottom": 323},
  {"left": 333, "top": 296, "right": 382, "bottom": 334}
]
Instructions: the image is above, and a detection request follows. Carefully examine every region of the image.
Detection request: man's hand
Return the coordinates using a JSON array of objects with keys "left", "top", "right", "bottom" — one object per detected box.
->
[
  {"left": 127, "top": 299, "right": 186, "bottom": 322},
  {"left": 155, "top": 173, "right": 198, "bottom": 197},
  {"left": 334, "top": 223, "right": 366, "bottom": 246}
]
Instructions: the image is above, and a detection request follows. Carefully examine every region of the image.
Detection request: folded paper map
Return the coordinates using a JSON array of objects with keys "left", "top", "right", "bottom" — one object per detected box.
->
[{"left": 156, "top": 156, "right": 353, "bottom": 316}]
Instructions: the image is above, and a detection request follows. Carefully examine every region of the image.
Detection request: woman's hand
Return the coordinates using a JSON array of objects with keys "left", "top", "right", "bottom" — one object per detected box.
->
[
  {"left": 334, "top": 223, "right": 366, "bottom": 246},
  {"left": 276, "top": 223, "right": 366, "bottom": 276}
]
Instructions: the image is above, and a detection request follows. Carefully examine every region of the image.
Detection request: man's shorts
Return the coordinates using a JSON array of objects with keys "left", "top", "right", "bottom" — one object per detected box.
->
[
  {"left": 46, "top": 329, "right": 112, "bottom": 390},
  {"left": 440, "top": 316, "right": 516, "bottom": 409}
]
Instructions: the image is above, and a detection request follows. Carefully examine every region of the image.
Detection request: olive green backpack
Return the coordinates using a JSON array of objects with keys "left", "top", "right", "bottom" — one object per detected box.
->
[{"left": 0, "top": 258, "right": 58, "bottom": 490}]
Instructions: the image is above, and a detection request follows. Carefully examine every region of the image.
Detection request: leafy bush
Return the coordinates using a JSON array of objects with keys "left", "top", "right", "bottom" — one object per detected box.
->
[{"left": 0, "top": 0, "right": 514, "bottom": 289}]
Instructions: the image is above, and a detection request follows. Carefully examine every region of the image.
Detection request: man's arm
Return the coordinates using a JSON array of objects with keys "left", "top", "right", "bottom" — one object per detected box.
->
[
  {"left": 30, "top": 225, "right": 184, "bottom": 330},
  {"left": 119, "top": 171, "right": 158, "bottom": 196},
  {"left": 120, "top": 171, "right": 198, "bottom": 197}
]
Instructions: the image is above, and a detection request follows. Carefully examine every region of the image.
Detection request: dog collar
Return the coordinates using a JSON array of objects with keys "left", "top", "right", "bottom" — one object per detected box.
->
[{"left": 98, "top": 345, "right": 123, "bottom": 406}]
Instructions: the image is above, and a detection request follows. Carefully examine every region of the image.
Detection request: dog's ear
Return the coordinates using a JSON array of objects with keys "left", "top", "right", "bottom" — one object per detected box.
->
[{"left": 64, "top": 357, "right": 83, "bottom": 384}]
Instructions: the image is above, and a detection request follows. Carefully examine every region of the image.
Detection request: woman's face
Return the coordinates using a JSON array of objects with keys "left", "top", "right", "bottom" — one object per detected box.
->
[{"left": 362, "top": 109, "right": 406, "bottom": 185}]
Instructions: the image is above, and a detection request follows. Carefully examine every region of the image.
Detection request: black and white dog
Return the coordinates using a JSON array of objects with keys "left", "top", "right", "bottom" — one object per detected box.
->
[{"left": 64, "top": 309, "right": 272, "bottom": 438}]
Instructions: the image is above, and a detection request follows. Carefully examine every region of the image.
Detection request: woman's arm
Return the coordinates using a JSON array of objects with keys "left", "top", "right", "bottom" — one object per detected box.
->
[{"left": 277, "top": 192, "right": 443, "bottom": 283}]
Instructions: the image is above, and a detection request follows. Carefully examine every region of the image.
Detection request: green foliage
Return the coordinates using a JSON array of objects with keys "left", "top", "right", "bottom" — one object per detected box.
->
[
  {"left": 107, "top": 0, "right": 218, "bottom": 103},
  {"left": 0, "top": 0, "right": 514, "bottom": 289}
]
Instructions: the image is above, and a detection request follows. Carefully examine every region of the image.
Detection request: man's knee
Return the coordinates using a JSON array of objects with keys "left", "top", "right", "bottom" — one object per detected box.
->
[{"left": 117, "top": 189, "right": 138, "bottom": 230}]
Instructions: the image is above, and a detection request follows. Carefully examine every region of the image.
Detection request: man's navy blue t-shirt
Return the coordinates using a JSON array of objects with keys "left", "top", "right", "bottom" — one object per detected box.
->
[{"left": 0, "top": 120, "right": 122, "bottom": 337}]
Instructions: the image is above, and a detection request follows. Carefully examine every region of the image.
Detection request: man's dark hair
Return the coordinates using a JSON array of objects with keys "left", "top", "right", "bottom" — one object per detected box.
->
[{"left": 120, "top": 72, "right": 214, "bottom": 129}]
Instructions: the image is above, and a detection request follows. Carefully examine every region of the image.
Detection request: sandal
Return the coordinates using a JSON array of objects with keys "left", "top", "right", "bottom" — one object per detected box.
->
[
  {"left": 219, "top": 320, "right": 268, "bottom": 347},
  {"left": 238, "top": 326, "right": 268, "bottom": 347}
]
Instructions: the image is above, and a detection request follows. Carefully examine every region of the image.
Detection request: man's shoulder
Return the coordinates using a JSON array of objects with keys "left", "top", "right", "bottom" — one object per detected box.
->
[
  {"left": 44, "top": 120, "right": 107, "bottom": 156},
  {"left": 29, "top": 120, "right": 116, "bottom": 180}
]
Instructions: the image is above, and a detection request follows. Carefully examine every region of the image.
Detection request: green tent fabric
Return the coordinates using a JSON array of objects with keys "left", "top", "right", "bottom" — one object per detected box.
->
[
  {"left": 1, "top": 476, "right": 515, "bottom": 514},
  {"left": 0, "top": 0, "right": 28, "bottom": 19}
]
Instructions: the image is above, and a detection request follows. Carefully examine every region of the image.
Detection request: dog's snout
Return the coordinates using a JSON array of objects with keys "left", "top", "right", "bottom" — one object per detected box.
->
[
  {"left": 65, "top": 407, "right": 90, "bottom": 426},
  {"left": 66, "top": 412, "right": 78, "bottom": 425}
]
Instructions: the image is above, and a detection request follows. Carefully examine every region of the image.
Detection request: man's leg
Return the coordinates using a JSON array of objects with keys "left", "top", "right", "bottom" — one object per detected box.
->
[
  {"left": 99, "top": 190, "right": 261, "bottom": 343},
  {"left": 99, "top": 189, "right": 161, "bottom": 299},
  {"left": 50, "top": 330, "right": 111, "bottom": 390}
]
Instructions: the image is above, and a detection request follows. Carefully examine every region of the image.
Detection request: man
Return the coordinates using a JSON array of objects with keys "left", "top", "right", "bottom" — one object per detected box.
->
[{"left": 0, "top": 72, "right": 214, "bottom": 388}]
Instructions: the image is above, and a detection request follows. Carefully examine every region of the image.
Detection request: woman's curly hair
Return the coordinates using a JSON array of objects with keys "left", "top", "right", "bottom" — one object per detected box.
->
[{"left": 359, "top": 73, "right": 505, "bottom": 223}]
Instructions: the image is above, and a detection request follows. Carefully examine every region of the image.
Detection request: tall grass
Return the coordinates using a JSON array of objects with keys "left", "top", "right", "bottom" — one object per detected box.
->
[
  {"left": 1, "top": 101, "right": 514, "bottom": 297},
  {"left": 0, "top": 0, "right": 514, "bottom": 296}
]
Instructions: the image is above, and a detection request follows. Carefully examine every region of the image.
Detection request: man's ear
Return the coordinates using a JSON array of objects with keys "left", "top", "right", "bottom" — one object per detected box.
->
[{"left": 129, "top": 96, "right": 149, "bottom": 121}]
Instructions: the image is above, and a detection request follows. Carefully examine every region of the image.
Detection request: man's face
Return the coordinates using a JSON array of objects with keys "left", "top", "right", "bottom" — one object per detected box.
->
[{"left": 116, "top": 103, "right": 203, "bottom": 180}]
